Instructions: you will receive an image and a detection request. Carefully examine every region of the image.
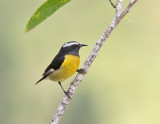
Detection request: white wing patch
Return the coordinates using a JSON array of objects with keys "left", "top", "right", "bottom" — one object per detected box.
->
[
  {"left": 45, "top": 68, "right": 54, "bottom": 75},
  {"left": 63, "top": 42, "right": 79, "bottom": 48}
]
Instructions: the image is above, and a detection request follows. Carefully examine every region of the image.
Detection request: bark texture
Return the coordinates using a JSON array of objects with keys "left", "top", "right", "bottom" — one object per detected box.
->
[{"left": 50, "top": 0, "right": 138, "bottom": 124}]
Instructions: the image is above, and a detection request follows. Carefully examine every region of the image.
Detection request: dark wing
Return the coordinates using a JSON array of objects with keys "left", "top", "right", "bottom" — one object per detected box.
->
[
  {"left": 35, "top": 56, "right": 65, "bottom": 84},
  {"left": 43, "top": 56, "right": 65, "bottom": 75}
]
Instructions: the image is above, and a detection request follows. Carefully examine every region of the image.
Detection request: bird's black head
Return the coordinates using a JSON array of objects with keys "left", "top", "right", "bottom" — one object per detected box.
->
[{"left": 60, "top": 41, "right": 87, "bottom": 56}]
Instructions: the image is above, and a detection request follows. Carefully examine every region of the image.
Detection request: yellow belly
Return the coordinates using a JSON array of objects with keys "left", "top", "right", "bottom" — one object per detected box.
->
[{"left": 49, "top": 54, "right": 80, "bottom": 82}]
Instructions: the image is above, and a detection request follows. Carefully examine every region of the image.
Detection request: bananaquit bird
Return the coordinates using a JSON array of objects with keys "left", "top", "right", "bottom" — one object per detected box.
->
[{"left": 36, "top": 41, "right": 87, "bottom": 97}]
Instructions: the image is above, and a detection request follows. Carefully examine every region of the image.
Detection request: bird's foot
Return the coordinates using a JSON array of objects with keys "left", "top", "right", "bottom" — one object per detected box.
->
[
  {"left": 64, "top": 91, "right": 71, "bottom": 98},
  {"left": 77, "top": 68, "right": 87, "bottom": 74}
]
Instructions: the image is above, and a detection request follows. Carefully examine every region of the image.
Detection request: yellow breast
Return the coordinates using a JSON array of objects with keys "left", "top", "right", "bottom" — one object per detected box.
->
[{"left": 49, "top": 54, "right": 80, "bottom": 82}]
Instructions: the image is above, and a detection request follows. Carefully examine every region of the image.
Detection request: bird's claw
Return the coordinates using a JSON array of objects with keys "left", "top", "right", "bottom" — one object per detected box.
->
[
  {"left": 77, "top": 68, "right": 87, "bottom": 74},
  {"left": 64, "top": 91, "right": 71, "bottom": 98}
]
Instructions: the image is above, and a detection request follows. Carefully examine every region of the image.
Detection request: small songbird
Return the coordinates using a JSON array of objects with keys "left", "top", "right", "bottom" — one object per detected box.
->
[{"left": 36, "top": 41, "right": 87, "bottom": 97}]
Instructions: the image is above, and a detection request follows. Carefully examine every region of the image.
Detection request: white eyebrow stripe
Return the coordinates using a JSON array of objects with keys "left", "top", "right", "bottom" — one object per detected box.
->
[{"left": 63, "top": 42, "right": 79, "bottom": 47}]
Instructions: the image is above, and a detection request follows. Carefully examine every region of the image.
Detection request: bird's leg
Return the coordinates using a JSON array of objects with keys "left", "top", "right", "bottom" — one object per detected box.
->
[
  {"left": 58, "top": 82, "right": 71, "bottom": 98},
  {"left": 77, "top": 68, "right": 87, "bottom": 74}
]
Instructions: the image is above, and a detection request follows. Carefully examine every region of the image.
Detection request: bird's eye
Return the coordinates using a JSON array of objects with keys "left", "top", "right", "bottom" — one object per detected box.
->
[{"left": 77, "top": 44, "right": 80, "bottom": 47}]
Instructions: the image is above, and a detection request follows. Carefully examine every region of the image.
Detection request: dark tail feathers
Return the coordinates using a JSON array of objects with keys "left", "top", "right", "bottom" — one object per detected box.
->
[{"left": 35, "top": 75, "right": 47, "bottom": 85}]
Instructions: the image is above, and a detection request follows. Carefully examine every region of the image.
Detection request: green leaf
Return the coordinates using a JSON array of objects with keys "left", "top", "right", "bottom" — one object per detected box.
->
[{"left": 25, "top": 0, "right": 71, "bottom": 32}]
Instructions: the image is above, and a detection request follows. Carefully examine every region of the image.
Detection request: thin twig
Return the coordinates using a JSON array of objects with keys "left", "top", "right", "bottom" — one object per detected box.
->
[
  {"left": 121, "top": 0, "right": 138, "bottom": 17},
  {"left": 50, "top": 0, "right": 138, "bottom": 124},
  {"left": 109, "top": 0, "right": 117, "bottom": 8}
]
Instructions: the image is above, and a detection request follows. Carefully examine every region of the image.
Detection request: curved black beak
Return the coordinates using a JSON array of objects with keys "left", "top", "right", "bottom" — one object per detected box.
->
[{"left": 80, "top": 44, "right": 88, "bottom": 47}]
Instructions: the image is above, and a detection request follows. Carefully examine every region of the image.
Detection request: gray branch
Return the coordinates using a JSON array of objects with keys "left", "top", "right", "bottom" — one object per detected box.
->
[{"left": 50, "top": 0, "right": 138, "bottom": 124}]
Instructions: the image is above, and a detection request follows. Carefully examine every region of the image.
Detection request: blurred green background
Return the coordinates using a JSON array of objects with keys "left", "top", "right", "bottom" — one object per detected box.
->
[{"left": 1, "top": 0, "right": 160, "bottom": 124}]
